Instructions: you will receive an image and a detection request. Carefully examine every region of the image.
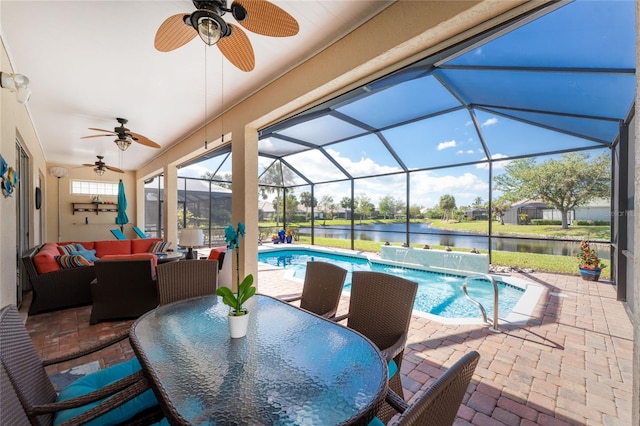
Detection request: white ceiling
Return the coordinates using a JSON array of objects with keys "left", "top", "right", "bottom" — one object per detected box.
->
[{"left": 0, "top": 0, "right": 391, "bottom": 172}]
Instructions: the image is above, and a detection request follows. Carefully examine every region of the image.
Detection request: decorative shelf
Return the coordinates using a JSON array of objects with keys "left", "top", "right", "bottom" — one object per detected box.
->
[{"left": 72, "top": 202, "right": 118, "bottom": 215}]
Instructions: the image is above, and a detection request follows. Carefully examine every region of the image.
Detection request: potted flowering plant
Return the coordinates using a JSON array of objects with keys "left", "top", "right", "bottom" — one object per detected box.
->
[
  {"left": 215, "top": 222, "right": 256, "bottom": 337},
  {"left": 576, "top": 240, "right": 605, "bottom": 281}
]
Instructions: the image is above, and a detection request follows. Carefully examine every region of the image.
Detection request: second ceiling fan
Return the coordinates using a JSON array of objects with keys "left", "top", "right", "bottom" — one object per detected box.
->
[
  {"left": 82, "top": 156, "right": 124, "bottom": 176},
  {"left": 154, "top": 0, "right": 299, "bottom": 72},
  {"left": 82, "top": 118, "right": 160, "bottom": 151}
]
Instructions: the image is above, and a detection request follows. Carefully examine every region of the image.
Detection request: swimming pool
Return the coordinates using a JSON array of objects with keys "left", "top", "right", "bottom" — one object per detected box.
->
[{"left": 258, "top": 247, "right": 542, "bottom": 324}]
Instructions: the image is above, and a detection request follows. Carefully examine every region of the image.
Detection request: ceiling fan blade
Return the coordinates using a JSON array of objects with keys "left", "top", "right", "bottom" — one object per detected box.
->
[
  {"left": 155, "top": 13, "right": 197, "bottom": 52},
  {"left": 232, "top": 0, "right": 299, "bottom": 37},
  {"left": 217, "top": 24, "right": 255, "bottom": 72},
  {"left": 128, "top": 132, "right": 161, "bottom": 148},
  {"left": 81, "top": 134, "right": 114, "bottom": 139},
  {"left": 88, "top": 128, "right": 115, "bottom": 133},
  {"left": 105, "top": 165, "right": 125, "bottom": 174},
  {"left": 82, "top": 163, "right": 96, "bottom": 167}
]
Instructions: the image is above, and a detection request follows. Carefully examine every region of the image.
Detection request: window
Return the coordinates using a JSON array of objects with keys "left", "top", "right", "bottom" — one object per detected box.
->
[{"left": 71, "top": 180, "right": 118, "bottom": 196}]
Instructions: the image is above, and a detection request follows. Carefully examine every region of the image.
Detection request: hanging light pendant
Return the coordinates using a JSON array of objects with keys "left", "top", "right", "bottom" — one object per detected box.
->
[{"left": 94, "top": 167, "right": 105, "bottom": 176}]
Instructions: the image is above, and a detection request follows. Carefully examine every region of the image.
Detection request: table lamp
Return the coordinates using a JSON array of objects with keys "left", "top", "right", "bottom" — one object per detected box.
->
[{"left": 179, "top": 228, "right": 204, "bottom": 260}]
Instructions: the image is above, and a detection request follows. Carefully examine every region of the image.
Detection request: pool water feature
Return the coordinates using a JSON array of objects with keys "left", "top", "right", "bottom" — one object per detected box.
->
[{"left": 258, "top": 247, "right": 542, "bottom": 325}]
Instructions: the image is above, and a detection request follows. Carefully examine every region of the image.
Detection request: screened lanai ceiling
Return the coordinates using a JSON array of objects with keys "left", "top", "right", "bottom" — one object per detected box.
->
[{"left": 256, "top": 0, "right": 635, "bottom": 188}]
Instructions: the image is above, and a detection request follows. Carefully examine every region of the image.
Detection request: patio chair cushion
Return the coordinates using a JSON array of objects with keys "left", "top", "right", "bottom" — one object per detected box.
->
[
  {"left": 388, "top": 359, "right": 398, "bottom": 379},
  {"left": 54, "top": 358, "right": 158, "bottom": 426},
  {"left": 110, "top": 228, "right": 127, "bottom": 240},
  {"left": 133, "top": 226, "right": 148, "bottom": 239},
  {"left": 94, "top": 240, "right": 132, "bottom": 258}
]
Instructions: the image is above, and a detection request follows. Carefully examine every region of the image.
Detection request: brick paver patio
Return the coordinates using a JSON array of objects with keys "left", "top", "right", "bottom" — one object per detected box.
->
[{"left": 25, "top": 253, "right": 633, "bottom": 425}]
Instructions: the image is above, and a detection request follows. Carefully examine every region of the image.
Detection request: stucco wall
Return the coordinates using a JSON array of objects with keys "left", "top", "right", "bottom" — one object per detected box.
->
[
  {"left": 0, "top": 38, "right": 48, "bottom": 308},
  {"left": 45, "top": 164, "right": 137, "bottom": 243}
]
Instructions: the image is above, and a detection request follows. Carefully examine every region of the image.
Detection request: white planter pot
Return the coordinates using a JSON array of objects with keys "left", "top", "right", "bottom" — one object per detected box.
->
[{"left": 228, "top": 312, "right": 250, "bottom": 338}]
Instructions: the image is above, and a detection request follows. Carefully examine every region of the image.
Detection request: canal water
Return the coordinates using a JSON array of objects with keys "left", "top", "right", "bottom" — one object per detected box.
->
[{"left": 297, "top": 222, "right": 610, "bottom": 259}]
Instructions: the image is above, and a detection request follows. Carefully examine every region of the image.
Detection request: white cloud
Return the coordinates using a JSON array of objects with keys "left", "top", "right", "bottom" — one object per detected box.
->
[
  {"left": 410, "top": 171, "right": 489, "bottom": 207},
  {"left": 437, "top": 140, "right": 456, "bottom": 150},
  {"left": 178, "top": 163, "right": 211, "bottom": 179},
  {"left": 481, "top": 117, "right": 498, "bottom": 127},
  {"left": 475, "top": 153, "right": 510, "bottom": 170}
]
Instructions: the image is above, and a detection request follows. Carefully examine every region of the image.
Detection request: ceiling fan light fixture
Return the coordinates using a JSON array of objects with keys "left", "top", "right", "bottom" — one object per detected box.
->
[
  {"left": 191, "top": 10, "right": 229, "bottom": 46},
  {"left": 115, "top": 138, "right": 132, "bottom": 151},
  {"left": 94, "top": 167, "right": 105, "bottom": 176}
]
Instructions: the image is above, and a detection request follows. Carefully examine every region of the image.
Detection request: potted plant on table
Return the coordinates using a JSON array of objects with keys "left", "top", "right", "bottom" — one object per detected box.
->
[
  {"left": 577, "top": 240, "right": 606, "bottom": 281},
  {"left": 215, "top": 222, "right": 256, "bottom": 338}
]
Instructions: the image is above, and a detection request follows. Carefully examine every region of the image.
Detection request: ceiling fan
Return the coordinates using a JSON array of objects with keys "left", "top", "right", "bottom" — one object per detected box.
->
[
  {"left": 81, "top": 117, "right": 161, "bottom": 151},
  {"left": 154, "top": 0, "right": 299, "bottom": 72},
  {"left": 82, "top": 156, "right": 124, "bottom": 176}
]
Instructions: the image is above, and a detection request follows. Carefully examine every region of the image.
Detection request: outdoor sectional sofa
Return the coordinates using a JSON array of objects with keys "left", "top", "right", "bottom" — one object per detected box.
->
[{"left": 22, "top": 238, "right": 164, "bottom": 315}]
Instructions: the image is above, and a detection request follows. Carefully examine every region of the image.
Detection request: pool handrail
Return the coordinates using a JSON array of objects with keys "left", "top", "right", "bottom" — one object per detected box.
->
[{"left": 462, "top": 274, "right": 501, "bottom": 333}]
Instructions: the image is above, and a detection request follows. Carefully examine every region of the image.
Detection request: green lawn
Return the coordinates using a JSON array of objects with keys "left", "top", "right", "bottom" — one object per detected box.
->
[{"left": 428, "top": 219, "right": 610, "bottom": 241}]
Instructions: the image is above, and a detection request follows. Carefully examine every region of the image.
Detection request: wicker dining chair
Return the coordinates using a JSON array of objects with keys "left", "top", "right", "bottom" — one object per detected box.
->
[
  {"left": 335, "top": 271, "right": 418, "bottom": 423},
  {"left": 90, "top": 258, "right": 159, "bottom": 324},
  {"left": 0, "top": 304, "right": 163, "bottom": 426},
  {"left": 282, "top": 261, "right": 348, "bottom": 318},
  {"left": 375, "top": 350, "right": 480, "bottom": 426},
  {"left": 156, "top": 259, "right": 219, "bottom": 305}
]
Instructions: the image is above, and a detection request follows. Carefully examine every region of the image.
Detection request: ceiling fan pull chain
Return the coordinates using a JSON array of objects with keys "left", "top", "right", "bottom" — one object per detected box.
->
[
  {"left": 204, "top": 44, "right": 208, "bottom": 150},
  {"left": 221, "top": 54, "right": 224, "bottom": 143}
]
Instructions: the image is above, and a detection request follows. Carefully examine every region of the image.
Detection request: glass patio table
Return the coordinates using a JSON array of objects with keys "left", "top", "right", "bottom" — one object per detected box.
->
[{"left": 130, "top": 294, "right": 388, "bottom": 425}]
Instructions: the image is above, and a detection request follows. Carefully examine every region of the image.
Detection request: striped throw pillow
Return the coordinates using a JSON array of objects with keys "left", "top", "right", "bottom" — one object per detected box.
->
[
  {"left": 149, "top": 241, "right": 171, "bottom": 253},
  {"left": 55, "top": 255, "right": 92, "bottom": 269},
  {"left": 58, "top": 244, "right": 77, "bottom": 256}
]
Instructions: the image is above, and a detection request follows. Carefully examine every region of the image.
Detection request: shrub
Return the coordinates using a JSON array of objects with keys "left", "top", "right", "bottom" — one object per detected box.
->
[
  {"left": 573, "top": 220, "right": 611, "bottom": 226},
  {"left": 531, "top": 219, "right": 562, "bottom": 225}
]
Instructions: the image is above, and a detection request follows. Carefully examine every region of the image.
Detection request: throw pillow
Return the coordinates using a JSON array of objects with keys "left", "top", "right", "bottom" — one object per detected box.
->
[
  {"left": 149, "top": 241, "right": 171, "bottom": 253},
  {"left": 55, "top": 255, "right": 92, "bottom": 269},
  {"left": 208, "top": 246, "right": 226, "bottom": 261},
  {"left": 70, "top": 247, "right": 100, "bottom": 262},
  {"left": 58, "top": 244, "right": 77, "bottom": 256}
]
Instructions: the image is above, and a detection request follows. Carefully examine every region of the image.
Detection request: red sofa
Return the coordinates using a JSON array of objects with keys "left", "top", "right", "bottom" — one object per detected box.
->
[{"left": 22, "top": 238, "right": 164, "bottom": 315}]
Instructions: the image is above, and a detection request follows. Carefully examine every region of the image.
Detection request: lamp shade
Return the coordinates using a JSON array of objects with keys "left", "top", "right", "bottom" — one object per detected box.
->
[
  {"left": 49, "top": 166, "right": 68, "bottom": 178},
  {"left": 180, "top": 228, "right": 204, "bottom": 248}
]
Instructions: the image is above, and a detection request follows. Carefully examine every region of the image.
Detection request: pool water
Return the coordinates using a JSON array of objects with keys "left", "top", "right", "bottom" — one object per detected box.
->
[{"left": 258, "top": 249, "right": 525, "bottom": 320}]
